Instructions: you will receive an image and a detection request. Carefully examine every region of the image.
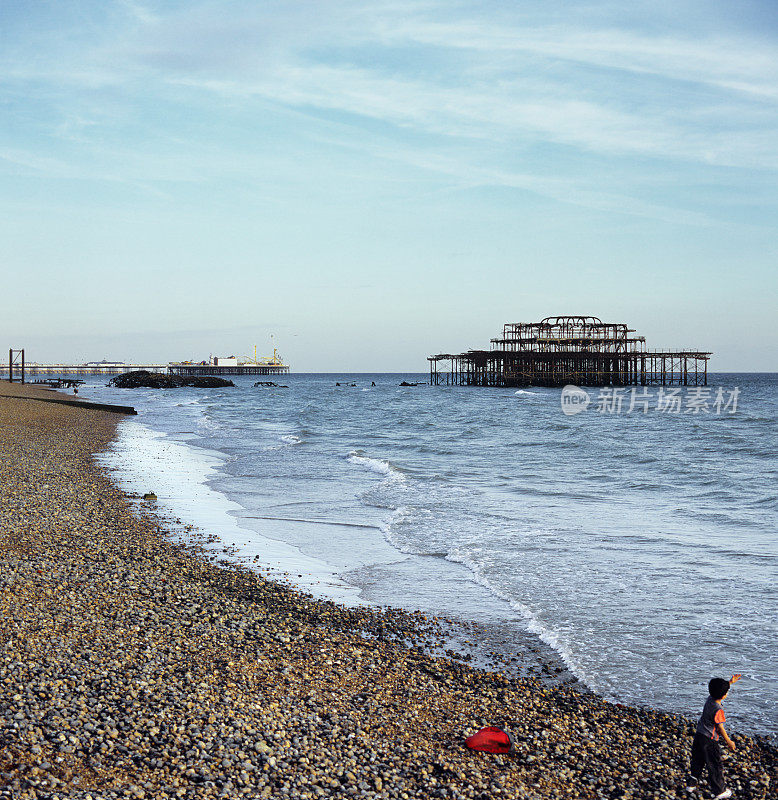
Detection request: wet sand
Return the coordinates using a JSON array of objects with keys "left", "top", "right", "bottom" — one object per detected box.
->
[{"left": 1, "top": 380, "right": 775, "bottom": 799}]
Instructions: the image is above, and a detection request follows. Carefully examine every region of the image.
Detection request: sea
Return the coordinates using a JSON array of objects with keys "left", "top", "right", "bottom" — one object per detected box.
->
[{"left": 79, "top": 373, "right": 777, "bottom": 740}]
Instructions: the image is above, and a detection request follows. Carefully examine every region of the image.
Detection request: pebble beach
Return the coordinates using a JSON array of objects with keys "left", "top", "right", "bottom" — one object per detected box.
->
[{"left": 1, "top": 381, "right": 775, "bottom": 800}]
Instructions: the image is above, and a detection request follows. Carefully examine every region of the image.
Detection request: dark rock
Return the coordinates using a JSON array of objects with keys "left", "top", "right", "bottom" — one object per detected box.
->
[{"left": 109, "top": 371, "right": 234, "bottom": 389}]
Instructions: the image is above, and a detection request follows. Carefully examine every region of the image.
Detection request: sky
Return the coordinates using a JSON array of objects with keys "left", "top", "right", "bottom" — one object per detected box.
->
[{"left": 2, "top": 0, "right": 777, "bottom": 371}]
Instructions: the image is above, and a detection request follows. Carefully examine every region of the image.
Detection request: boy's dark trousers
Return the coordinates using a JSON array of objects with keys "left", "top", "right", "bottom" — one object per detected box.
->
[{"left": 690, "top": 732, "right": 725, "bottom": 795}]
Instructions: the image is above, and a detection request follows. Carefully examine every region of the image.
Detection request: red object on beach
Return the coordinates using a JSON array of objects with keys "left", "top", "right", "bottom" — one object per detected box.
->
[{"left": 464, "top": 726, "right": 514, "bottom": 753}]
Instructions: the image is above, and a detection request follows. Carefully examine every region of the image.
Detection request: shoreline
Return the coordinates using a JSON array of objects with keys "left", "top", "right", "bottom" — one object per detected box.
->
[
  {"left": 98, "top": 412, "right": 581, "bottom": 688},
  {"left": 73, "top": 371, "right": 778, "bottom": 735},
  {"left": 1, "top": 381, "right": 775, "bottom": 799},
  {"left": 96, "top": 419, "right": 368, "bottom": 607}
]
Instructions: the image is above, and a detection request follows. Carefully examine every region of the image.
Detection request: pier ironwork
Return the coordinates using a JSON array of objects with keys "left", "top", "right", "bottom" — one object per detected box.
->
[
  {"left": 1, "top": 361, "right": 291, "bottom": 378},
  {"left": 168, "top": 363, "right": 289, "bottom": 377},
  {"left": 0, "top": 362, "right": 168, "bottom": 377},
  {"left": 429, "top": 316, "right": 711, "bottom": 387}
]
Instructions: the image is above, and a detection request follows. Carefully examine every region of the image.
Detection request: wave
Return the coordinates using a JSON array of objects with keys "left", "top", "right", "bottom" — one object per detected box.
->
[
  {"left": 261, "top": 432, "right": 304, "bottom": 452},
  {"left": 196, "top": 414, "right": 222, "bottom": 434},
  {"left": 514, "top": 390, "right": 539, "bottom": 396},
  {"left": 347, "top": 450, "right": 406, "bottom": 481},
  {"left": 99, "top": 420, "right": 363, "bottom": 605},
  {"left": 378, "top": 505, "right": 412, "bottom": 534},
  {"left": 443, "top": 546, "right": 595, "bottom": 692},
  {"left": 375, "top": 506, "right": 452, "bottom": 559}
]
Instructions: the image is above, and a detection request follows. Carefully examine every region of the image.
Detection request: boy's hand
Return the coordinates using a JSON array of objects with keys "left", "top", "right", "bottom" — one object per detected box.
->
[
  {"left": 727, "top": 741, "right": 737, "bottom": 752},
  {"left": 730, "top": 674, "right": 742, "bottom": 684}
]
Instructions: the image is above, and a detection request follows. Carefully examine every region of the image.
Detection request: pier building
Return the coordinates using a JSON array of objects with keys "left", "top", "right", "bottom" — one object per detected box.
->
[{"left": 169, "top": 348, "right": 289, "bottom": 377}]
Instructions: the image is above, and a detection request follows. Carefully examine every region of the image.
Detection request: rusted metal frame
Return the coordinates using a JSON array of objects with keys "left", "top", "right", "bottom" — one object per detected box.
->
[
  {"left": 8, "top": 349, "right": 25, "bottom": 384},
  {"left": 430, "top": 332, "right": 711, "bottom": 388}
]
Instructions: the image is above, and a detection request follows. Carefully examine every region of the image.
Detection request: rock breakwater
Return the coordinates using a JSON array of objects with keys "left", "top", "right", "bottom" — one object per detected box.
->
[
  {"left": 0, "top": 383, "right": 775, "bottom": 799},
  {"left": 108, "top": 372, "right": 233, "bottom": 389}
]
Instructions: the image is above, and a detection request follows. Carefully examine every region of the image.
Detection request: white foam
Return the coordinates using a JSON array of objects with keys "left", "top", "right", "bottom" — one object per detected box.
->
[
  {"left": 514, "top": 390, "right": 539, "bottom": 396},
  {"left": 377, "top": 505, "right": 412, "bottom": 540},
  {"left": 260, "top": 433, "right": 304, "bottom": 452},
  {"left": 444, "top": 545, "right": 599, "bottom": 693},
  {"left": 98, "top": 419, "right": 365, "bottom": 606},
  {"left": 347, "top": 450, "right": 405, "bottom": 481},
  {"left": 196, "top": 415, "right": 222, "bottom": 434}
]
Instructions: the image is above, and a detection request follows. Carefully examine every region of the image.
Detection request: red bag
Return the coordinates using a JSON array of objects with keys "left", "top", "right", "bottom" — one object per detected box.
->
[{"left": 464, "top": 726, "right": 515, "bottom": 753}]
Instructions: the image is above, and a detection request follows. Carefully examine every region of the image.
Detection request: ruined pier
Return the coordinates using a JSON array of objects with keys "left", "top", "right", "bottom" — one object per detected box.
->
[{"left": 429, "top": 316, "right": 711, "bottom": 387}]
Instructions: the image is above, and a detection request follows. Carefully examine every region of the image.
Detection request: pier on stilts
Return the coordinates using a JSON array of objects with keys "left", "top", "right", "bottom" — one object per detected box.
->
[{"left": 429, "top": 316, "right": 711, "bottom": 387}]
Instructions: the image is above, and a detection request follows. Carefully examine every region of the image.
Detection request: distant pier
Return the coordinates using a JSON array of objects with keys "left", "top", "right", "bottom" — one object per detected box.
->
[
  {"left": 429, "top": 316, "right": 711, "bottom": 387},
  {"left": 1, "top": 362, "right": 168, "bottom": 377},
  {"left": 3, "top": 354, "right": 290, "bottom": 380},
  {"left": 168, "top": 363, "right": 289, "bottom": 377}
]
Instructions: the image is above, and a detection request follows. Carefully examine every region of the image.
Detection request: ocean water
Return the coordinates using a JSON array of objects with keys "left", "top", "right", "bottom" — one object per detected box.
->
[{"left": 82, "top": 373, "right": 777, "bottom": 738}]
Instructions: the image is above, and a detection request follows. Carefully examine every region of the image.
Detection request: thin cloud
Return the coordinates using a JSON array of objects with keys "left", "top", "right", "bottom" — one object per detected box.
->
[
  {"left": 1, "top": 0, "right": 777, "bottom": 220},
  {"left": 119, "top": 0, "right": 160, "bottom": 26},
  {"left": 385, "top": 20, "right": 778, "bottom": 98},
  {"left": 170, "top": 63, "right": 778, "bottom": 170}
]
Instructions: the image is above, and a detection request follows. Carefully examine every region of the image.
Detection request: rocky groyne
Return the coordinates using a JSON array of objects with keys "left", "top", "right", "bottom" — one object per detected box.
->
[{"left": 108, "top": 372, "right": 234, "bottom": 389}]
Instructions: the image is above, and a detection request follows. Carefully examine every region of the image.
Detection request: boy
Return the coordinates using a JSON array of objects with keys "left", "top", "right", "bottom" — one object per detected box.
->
[{"left": 687, "top": 673, "right": 741, "bottom": 799}]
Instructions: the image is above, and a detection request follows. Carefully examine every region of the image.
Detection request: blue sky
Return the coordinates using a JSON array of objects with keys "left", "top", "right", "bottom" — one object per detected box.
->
[{"left": 2, "top": 0, "right": 777, "bottom": 370}]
